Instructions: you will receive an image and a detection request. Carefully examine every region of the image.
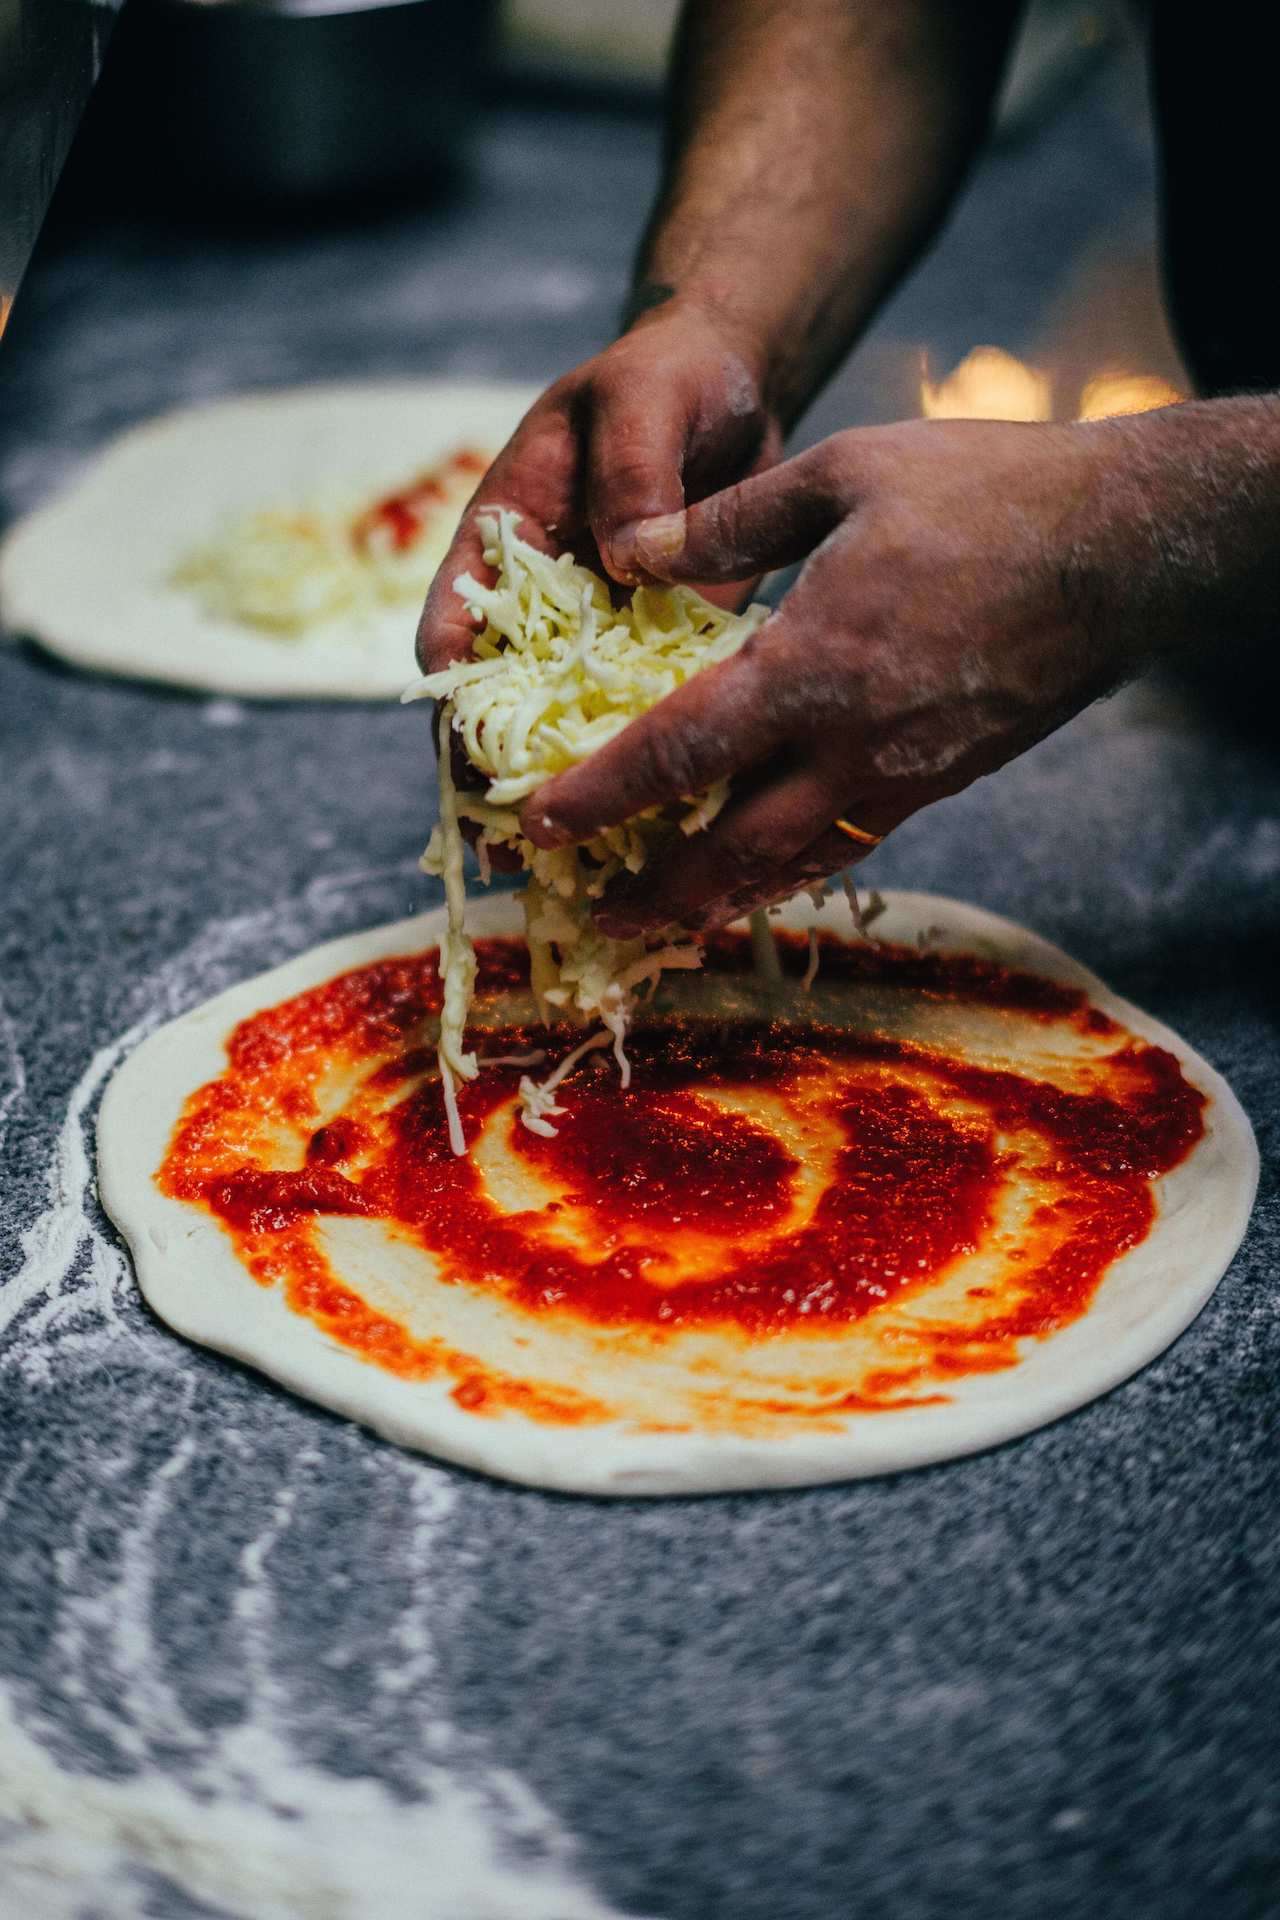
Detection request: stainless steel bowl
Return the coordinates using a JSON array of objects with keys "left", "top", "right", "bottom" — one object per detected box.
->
[{"left": 91, "top": 0, "right": 498, "bottom": 206}]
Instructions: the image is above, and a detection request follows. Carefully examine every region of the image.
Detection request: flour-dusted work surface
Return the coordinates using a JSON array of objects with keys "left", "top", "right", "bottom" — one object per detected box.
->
[{"left": 2, "top": 63, "right": 1279, "bottom": 1920}]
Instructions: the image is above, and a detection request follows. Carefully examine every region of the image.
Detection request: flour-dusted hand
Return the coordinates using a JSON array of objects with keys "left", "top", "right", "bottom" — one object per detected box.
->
[
  {"left": 519, "top": 401, "right": 1280, "bottom": 937},
  {"left": 414, "top": 302, "right": 780, "bottom": 676}
]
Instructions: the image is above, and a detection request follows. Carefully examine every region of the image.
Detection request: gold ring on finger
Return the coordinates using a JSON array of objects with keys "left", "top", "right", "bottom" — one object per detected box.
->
[{"left": 832, "top": 817, "right": 883, "bottom": 850}]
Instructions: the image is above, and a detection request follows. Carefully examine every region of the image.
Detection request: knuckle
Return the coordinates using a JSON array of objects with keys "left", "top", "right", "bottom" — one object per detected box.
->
[
  {"left": 688, "top": 352, "right": 764, "bottom": 431},
  {"left": 803, "top": 435, "right": 847, "bottom": 503},
  {"left": 540, "top": 370, "right": 582, "bottom": 412},
  {"left": 806, "top": 429, "right": 868, "bottom": 509},
  {"left": 713, "top": 350, "right": 764, "bottom": 416},
  {"left": 632, "top": 721, "right": 704, "bottom": 806},
  {"left": 687, "top": 489, "right": 739, "bottom": 568},
  {"left": 717, "top": 826, "right": 776, "bottom": 885},
  {"left": 597, "top": 451, "right": 662, "bottom": 500},
  {"left": 861, "top": 497, "right": 925, "bottom": 565}
]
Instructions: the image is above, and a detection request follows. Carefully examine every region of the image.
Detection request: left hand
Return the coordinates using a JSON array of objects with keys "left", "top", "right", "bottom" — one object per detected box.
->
[{"left": 516, "top": 415, "right": 1159, "bottom": 936}]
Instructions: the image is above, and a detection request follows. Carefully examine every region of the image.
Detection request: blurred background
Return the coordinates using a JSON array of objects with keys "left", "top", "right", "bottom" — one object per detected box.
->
[{"left": 2, "top": 0, "right": 1185, "bottom": 479}]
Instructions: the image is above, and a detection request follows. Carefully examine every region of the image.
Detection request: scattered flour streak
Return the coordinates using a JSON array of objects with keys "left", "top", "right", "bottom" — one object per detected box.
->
[
  {"left": 3, "top": 1021, "right": 143, "bottom": 1349},
  {"left": 228, "top": 1465, "right": 306, "bottom": 1736},
  {"left": 1, "top": 865, "right": 641, "bottom": 1920},
  {"left": 2, "top": 1432, "right": 636, "bottom": 1919},
  {"left": 2, "top": 863, "right": 412, "bottom": 1359},
  {"left": 375, "top": 1463, "right": 455, "bottom": 1704},
  {"left": 0, "top": 1691, "right": 638, "bottom": 1920},
  {"left": 0, "top": 983, "right": 27, "bottom": 1155}
]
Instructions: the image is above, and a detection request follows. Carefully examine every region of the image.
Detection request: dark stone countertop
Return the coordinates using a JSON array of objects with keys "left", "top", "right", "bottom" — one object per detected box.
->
[{"left": 1, "top": 59, "right": 1276, "bottom": 1920}]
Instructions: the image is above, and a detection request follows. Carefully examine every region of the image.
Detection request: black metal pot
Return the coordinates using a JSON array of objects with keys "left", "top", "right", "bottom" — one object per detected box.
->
[{"left": 89, "top": 0, "right": 499, "bottom": 207}]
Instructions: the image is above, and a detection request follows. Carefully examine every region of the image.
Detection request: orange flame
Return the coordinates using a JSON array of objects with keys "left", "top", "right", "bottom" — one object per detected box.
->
[
  {"left": 1076, "top": 371, "right": 1183, "bottom": 420},
  {"left": 919, "top": 347, "right": 1051, "bottom": 423}
]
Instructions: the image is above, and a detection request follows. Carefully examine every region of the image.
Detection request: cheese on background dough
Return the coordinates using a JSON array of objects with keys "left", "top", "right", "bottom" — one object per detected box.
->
[
  {"left": 0, "top": 381, "right": 541, "bottom": 700},
  {"left": 173, "top": 450, "right": 487, "bottom": 637}
]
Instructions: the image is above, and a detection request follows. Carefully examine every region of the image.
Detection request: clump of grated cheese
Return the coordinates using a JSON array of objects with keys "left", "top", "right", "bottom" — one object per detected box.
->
[
  {"left": 406, "top": 509, "right": 889, "bottom": 1155},
  {"left": 406, "top": 508, "right": 770, "bottom": 1151}
]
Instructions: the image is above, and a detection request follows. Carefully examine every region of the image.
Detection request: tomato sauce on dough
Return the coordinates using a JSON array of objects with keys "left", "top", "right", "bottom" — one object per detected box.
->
[
  {"left": 351, "top": 447, "right": 489, "bottom": 554},
  {"left": 157, "top": 933, "right": 1205, "bottom": 1426}
]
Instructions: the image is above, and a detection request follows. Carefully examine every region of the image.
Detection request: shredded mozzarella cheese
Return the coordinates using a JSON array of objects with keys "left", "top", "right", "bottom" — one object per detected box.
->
[
  {"left": 517, "top": 1030, "right": 614, "bottom": 1137},
  {"left": 410, "top": 509, "right": 770, "bottom": 1150},
  {"left": 410, "top": 512, "right": 893, "bottom": 1154}
]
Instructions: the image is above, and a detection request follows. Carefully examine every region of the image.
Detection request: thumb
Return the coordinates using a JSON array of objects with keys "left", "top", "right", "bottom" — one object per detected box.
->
[
  {"left": 630, "top": 440, "right": 849, "bottom": 585},
  {"left": 589, "top": 355, "right": 774, "bottom": 584},
  {"left": 586, "top": 376, "right": 689, "bottom": 584}
]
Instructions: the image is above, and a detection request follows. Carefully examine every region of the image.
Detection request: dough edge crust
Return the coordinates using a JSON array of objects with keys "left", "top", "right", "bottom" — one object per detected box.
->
[
  {"left": 0, "top": 380, "right": 542, "bottom": 702},
  {"left": 97, "top": 890, "right": 1260, "bottom": 1495}
]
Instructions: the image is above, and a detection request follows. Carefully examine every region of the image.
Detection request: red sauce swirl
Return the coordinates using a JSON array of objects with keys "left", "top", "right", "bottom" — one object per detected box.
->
[{"left": 157, "top": 932, "right": 1206, "bottom": 1426}]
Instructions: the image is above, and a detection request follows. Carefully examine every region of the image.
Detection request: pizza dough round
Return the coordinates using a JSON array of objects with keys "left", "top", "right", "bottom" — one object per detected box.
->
[
  {"left": 0, "top": 381, "right": 541, "bottom": 701},
  {"left": 98, "top": 891, "right": 1258, "bottom": 1495}
]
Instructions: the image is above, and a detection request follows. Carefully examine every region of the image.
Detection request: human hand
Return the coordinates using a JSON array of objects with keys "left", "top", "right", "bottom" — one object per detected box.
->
[
  {"left": 415, "top": 302, "right": 780, "bottom": 677},
  {"left": 517, "top": 416, "right": 1152, "bottom": 935}
]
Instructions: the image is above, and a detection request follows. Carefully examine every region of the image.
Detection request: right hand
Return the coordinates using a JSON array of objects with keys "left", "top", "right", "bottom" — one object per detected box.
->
[{"left": 415, "top": 301, "right": 781, "bottom": 677}]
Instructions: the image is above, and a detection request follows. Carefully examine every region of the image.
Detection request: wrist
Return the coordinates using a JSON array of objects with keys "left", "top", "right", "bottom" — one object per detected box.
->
[
  {"left": 1048, "top": 423, "right": 1163, "bottom": 685},
  {"left": 1060, "top": 402, "right": 1280, "bottom": 677},
  {"left": 623, "top": 274, "right": 820, "bottom": 428},
  {"left": 620, "top": 276, "right": 773, "bottom": 392}
]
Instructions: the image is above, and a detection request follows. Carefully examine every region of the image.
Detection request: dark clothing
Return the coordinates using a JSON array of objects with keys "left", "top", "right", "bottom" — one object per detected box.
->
[{"left": 1150, "top": 7, "right": 1280, "bottom": 395}]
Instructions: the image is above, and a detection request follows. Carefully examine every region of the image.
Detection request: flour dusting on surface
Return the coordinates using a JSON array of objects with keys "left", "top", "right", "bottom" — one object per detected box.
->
[
  {"left": 0, "top": 866, "right": 640, "bottom": 1920},
  {"left": 0, "top": 985, "right": 26, "bottom": 1157}
]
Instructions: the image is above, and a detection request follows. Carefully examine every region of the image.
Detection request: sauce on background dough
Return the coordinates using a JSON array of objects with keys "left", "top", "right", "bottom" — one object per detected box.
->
[
  {"left": 157, "top": 934, "right": 1205, "bottom": 1429},
  {"left": 351, "top": 447, "right": 489, "bottom": 555}
]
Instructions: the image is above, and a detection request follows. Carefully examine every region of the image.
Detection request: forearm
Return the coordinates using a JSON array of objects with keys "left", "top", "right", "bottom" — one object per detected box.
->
[
  {"left": 628, "top": 0, "right": 1024, "bottom": 423},
  {"left": 523, "top": 397, "right": 1280, "bottom": 924},
  {"left": 1068, "top": 395, "right": 1280, "bottom": 671}
]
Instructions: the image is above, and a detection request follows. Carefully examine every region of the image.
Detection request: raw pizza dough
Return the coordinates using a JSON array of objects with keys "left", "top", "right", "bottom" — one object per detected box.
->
[
  {"left": 0, "top": 381, "right": 540, "bottom": 701},
  {"left": 98, "top": 891, "right": 1258, "bottom": 1495}
]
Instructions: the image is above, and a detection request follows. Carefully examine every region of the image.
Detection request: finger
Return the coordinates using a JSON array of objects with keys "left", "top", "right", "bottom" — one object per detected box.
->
[
  {"left": 518, "top": 638, "right": 785, "bottom": 850},
  {"left": 591, "top": 759, "right": 840, "bottom": 939},
  {"left": 668, "top": 409, "right": 781, "bottom": 611},
  {"left": 698, "top": 815, "right": 900, "bottom": 932},
  {"left": 629, "top": 440, "right": 850, "bottom": 586},
  {"left": 585, "top": 378, "right": 690, "bottom": 585},
  {"left": 592, "top": 360, "right": 775, "bottom": 585},
  {"left": 415, "top": 401, "right": 578, "bottom": 674}
]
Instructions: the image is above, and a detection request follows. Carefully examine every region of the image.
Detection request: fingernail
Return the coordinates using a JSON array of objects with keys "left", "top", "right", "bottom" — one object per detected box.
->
[
  {"left": 607, "top": 522, "right": 642, "bottom": 580},
  {"left": 632, "top": 512, "right": 686, "bottom": 574},
  {"left": 523, "top": 809, "right": 572, "bottom": 850}
]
